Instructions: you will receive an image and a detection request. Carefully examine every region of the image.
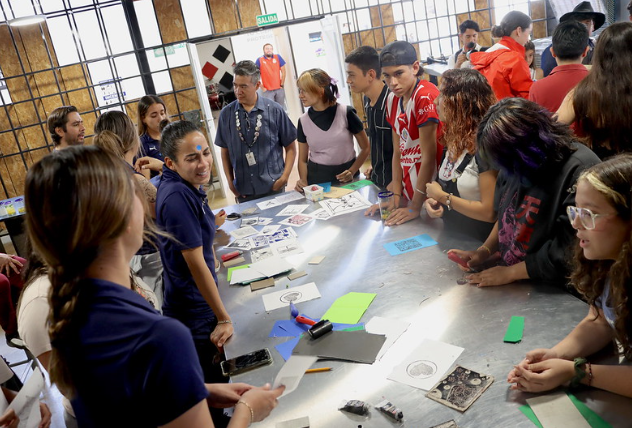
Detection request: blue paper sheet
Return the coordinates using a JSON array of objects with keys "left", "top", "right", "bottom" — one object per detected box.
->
[
  {"left": 275, "top": 336, "right": 301, "bottom": 361},
  {"left": 315, "top": 182, "right": 332, "bottom": 192},
  {"left": 383, "top": 234, "right": 438, "bottom": 256}
]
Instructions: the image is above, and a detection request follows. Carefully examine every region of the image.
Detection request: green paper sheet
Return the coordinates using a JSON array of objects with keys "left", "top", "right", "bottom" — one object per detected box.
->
[
  {"left": 227, "top": 264, "right": 249, "bottom": 282},
  {"left": 340, "top": 179, "right": 373, "bottom": 190},
  {"left": 504, "top": 316, "right": 525, "bottom": 343},
  {"left": 320, "top": 292, "right": 376, "bottom": 324},
  {"left": 519, "top": 393, "right": 612, "bottom": 428}
]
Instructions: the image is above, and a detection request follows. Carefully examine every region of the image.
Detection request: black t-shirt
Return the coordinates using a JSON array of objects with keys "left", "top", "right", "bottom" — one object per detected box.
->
[{"left": 297, "top": 104, "right": 364, "bottom": 143}]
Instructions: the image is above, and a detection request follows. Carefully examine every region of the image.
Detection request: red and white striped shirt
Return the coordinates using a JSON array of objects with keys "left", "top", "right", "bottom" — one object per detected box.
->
[{"left": 385, "top": 79, "right": 441, "bottom": 200}]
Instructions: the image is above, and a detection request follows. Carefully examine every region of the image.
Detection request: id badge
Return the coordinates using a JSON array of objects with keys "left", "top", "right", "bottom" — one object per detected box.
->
[{"left": 246, "top": 151, "right": 257, "bottom": 166}]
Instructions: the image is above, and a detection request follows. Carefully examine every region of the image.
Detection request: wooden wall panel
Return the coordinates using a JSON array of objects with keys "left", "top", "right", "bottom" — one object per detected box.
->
[
  {"left": 380, "top": 5, "right": 396, "bottom": 47},
  {"left": 342, "top": 34, "right": 355, "bottom": 58},
  {"left": 18, "top": 25, "right": 52, "bottom": 71},
  {"left": 22, "top": 125, "right": 47, "bottom": 150},
  {"left": 170, "top": 66, "right": 196, "bottom": 91},
  {"left": 0, "top": 27, "right": 22, "bottom": 77},
  {"left": 0, "top": 133, "right": 19, "bottom": 156},
  {"left": 237, "top": 0, "right": 262, "bottom": 28},
  {"left": 210, "top": 0, "right": 239, "bottom": 34},
  {"left": 370, "top": 6, "right": 380, "bottom": 28},
  {"left": 175, "top": 89, "right": 202, "bottom": 115},
  {"left": 154, "top": 0, "right": 188, "bottom": 44},
  {"left": 12, "top": 102, "right": 39, "bottom": 127},
  {"left": 530, "top": 1, "right": 546, "bottom": 20},
  {"left": 2, "top": 156, "right": 25, "bottom": 197},
  {"left": 0, "top": 110, "right": 10, "bottom": 133},
  {"left": 0, "top": 160, "right": 16, "bottom": 198},
  {"left": 533, "top": 21, "right": 546, "bottom": 39},
  {"left": 159, "top": 94, "right": 179, "bottom": 119}
]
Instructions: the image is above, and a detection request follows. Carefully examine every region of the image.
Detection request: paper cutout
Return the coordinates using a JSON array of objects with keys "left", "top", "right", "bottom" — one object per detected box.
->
[
  {"left": 519, "top": 394, "right": 611, "bottom": 428},
  {"left": 251, "top": 247, "right": 274, "bottom": 263},
  {"left": 270, "top": 238, "right": 304, "bottom": 257},
  {"left": 278, "top": 214, "right": 314, "bottom": 228},
  {"left": 227, "top": 264, "right": 249, "bottom": 282},
  {"left": 262, "top": 282, "right": 321, "bottom": 311},
  {"left": 272, "top": 355, "right": 318, "bottom": 398},
  {"left": 365, "top": 316, "right": 410, "bottom": 360},
  {"left": 527, "top": 392, "right": 591, "bottom": 428},
  {"left": 388, "top": 339, "right": 464, "bottom": 391},
  {"left": 321, "top": 292, "right": 376, "bottom": 324},
  {"left": 229, "top": 225, "right": 259, "bottom": 239},
  {"left": 323, "top": 187, "right": 354, "bottom": 198},
  {"left": 292, "top": 330, "right": 386, "bottom": 364},
  {"left": 340, "top": 179, "right": 373, "bottom": 190},
  {"left": 276, "top": 204, "right": 309, "bottom": 216},
  {"left": 257, "top": 199, "right": 282, "bottom": 210},
  {"left": 383, "top": 234, "right": 438, "bottom": 256},
  {"left": 504, "top": 316, "right": 525, "bottom": 343}
]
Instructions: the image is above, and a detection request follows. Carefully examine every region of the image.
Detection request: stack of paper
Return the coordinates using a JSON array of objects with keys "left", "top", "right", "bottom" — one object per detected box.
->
[{"left": 229, "top": 255, "right": 294, "bottom": 285}]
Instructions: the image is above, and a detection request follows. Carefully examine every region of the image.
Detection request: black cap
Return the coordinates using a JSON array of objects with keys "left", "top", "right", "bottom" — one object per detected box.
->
[
  {"left": 380, "top": 41, "right": 418, "bottom": 67},
  {"left": 560, "top": 1, "right": 606, "bottom": 31}
]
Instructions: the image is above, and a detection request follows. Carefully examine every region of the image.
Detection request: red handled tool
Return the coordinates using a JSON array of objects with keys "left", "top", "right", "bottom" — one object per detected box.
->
[
  {"left": 447, "top": 252, "right": 469, "bottom": 268},
  {"left": 221, "top": 250, "right": 243, "bottom": 262}
]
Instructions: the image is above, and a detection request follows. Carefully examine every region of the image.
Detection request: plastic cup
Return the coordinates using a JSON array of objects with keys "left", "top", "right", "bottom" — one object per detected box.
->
[{"left": 378, "top": 191, "right": 394, "bottom": 221}]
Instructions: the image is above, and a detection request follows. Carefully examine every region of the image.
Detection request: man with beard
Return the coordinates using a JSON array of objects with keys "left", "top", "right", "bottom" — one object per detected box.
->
[
  {"left": 47, "top": 105, "right": 85, "bottom": 149},
  {"left": 255, "top": 43, "right": 287, "bottom": 107}
]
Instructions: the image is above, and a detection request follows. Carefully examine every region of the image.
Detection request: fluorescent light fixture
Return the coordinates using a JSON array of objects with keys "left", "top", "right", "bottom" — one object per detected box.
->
[{"left": 8, "top": 15, "right": 46, "bottom": 27}]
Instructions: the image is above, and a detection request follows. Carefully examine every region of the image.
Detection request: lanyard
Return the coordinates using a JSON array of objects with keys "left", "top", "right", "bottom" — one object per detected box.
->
[{"left": 236, "top": 110, "right": 262, "bottom": 149}]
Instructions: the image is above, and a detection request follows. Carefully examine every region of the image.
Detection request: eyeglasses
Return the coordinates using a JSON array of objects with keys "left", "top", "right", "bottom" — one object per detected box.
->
[{"left": 566, "top": 205, "right": 614, "bottom": 230}]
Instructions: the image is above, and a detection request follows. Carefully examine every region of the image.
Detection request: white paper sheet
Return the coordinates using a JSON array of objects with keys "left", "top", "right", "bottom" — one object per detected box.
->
[
  {"left": 258, "top": 217, "right": 273, "bottom": 225},
  {"left": 230, "top": 267, "right": 266, "bottom": 285},
  {"left": 251, "top": 247, "right": 274, "bottom": 263},
  {"left": 262, "top": 282, "right": 321, "bottom": 311},
  {"left": 278, "top": 214, "right": 314, "bottom": 228},
  {"left": 267, "top": 228, "right": 298, "bottom": 243},
  {"left": 310, "top": 208, "right": 333, "bottom": 220},
  {"left": 273, "top": 355, "right": 318, "bottom": 398},
  {"left": 365, "top": 316, "right": 410, "bottom": 360},
  {"left": 241, "top": 217, "right": 259, "bottom": 226},
  {"left": 7, "top": 367, "right": 45, "bottom": 428},
  {"left": 257, "top": 199, "right": 282, "bottom": 210},
  {"left": 320, "top": 191, "right": 371, "bottom": 217},
  {"left": 275, "top": 192, "right": 305, "bottom": 204},
  {"left": 276, "top": 204, "right": 309, "bottom": 217},
  {"left": 527, "top": 392, "right": 591, "bottom": 428},
  {"left": 250, "top": 256, "right": 294, "bottom": 278},
  {"left": 248, "top": 234, "right": 270, "bottom": 249},
  {"left": 388, "top": 339, "right": 464, "bottom": 391},
  {"left": 261, "top": 225, "right": 281, "bottom": 235},
  {"left": 229, "top": 225, "right": 259, "bottom": 239},
  {"left": 227, "top": 238, "right": 252, "bottom": 251},
  {"left": 269, "top": 238, "right": 304, "bottom": 257}
]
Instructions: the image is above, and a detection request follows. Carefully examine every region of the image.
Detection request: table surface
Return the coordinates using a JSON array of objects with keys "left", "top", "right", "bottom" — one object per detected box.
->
[{"left": 214, "top": 185, "right": 632, "bottom": 427}]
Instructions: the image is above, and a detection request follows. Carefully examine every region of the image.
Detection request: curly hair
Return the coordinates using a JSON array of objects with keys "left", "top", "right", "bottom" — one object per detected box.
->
[
  {"left": 572, "top": 22, "right": 632, "bottom": 155},
  {"left": 439, "top": 69, "right": 496, "bottom": 162},
  {"left": 570, "top": 154, "right": 632, "bottom": 358}
]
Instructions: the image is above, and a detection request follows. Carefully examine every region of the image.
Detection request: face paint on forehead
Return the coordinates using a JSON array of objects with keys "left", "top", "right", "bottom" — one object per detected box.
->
[{"left": 196, "top": 145, "right": 202, "bottom": 151}]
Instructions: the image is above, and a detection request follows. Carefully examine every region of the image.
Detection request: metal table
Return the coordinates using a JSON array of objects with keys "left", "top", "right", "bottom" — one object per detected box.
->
[{"left": 215, "top": 185, "right": 632, "bottom": 427}]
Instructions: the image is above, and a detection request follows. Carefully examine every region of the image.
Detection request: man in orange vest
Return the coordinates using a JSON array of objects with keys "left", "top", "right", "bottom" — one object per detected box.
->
[{"left": 256, "top": 43, "right": 287, "bottom": 108}]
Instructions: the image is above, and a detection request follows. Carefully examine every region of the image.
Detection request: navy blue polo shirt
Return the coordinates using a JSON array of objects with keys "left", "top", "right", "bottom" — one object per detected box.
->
[
  {"left": 140, "top": 133, "right": 164, "bottom": 161},
  {"left": 214, "top": 95, "right": 296, "bottom": 197},
  {"left": 156, "top": 167, "right": 218, "bottom": 339},
  {"left": 63, "top": 278, "right": 208, "bottom": 427}
]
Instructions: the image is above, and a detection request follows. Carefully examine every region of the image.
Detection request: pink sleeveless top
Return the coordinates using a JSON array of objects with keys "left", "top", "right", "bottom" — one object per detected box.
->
[{"left": 300, "top": 103, "right": 355, "bottom": 165}]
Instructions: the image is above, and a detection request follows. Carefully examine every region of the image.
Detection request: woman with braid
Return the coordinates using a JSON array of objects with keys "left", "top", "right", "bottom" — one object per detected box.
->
[{"left": 23, "top": 146, "right": 283, "bottom": 427}]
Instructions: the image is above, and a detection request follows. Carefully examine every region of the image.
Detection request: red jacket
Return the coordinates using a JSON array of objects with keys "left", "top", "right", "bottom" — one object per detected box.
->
[{"left": 470, "top": 37, "right": 533, "bottom": 100}]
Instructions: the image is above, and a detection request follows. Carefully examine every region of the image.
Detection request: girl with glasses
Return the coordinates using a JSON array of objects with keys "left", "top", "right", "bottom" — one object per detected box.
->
[{"left": 508, "top": 154, "right": 632, "bottom": 397}]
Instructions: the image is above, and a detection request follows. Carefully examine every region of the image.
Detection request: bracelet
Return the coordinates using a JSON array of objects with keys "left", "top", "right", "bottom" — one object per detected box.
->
[
  {"left": 570, "top": 357, "right": 588, "bottom": 388},
  {"left": 445, "top": 193, "right": 453, "bottom": 211},
  {"left": 237, "top": 400, "right": 254, "bottom": 425},
  {"left": 586, "top": 361, "right": 593, "bottom": 387},
  {"left": 478, "top": 245, "right": 492, "bottom": 255},
  {"left": 217, "top": 320, "right": 232, "bottom": 325}
]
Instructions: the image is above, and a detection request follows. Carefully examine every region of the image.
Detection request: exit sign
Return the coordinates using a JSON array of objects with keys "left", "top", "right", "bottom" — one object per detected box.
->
[{"left": 256, "top": 13, "right": 278, "bottom": 27}]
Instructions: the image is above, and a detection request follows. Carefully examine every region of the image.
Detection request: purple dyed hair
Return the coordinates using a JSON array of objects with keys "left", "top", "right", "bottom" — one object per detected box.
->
[{"left": 477, "top": 98, "right": 575, "bottom": 181}]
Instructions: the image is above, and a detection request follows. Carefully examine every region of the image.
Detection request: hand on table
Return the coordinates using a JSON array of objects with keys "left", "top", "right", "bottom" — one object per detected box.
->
[
  {"left": 294, "top": 179, "right": 307, "bottom": 194},
  {"left": 448, "top": 248, "right": 490, "bottom": 272},
  {"left": 335, "top": 169, "right": 354, "bottom": 183},
  {"left": 0, "top": 254, "right": 22, "bottom": 276},
  {"left": 508, "top": 358, "right": 574, "bottom": 393},
  {"left": 210, "top": 322, "right": 234, "bottom": 349},
  {"left": 236, "top": 384, "right": 285, "bottom": 423},
  {"left": 384, "top": 207, "right": 420, "bottom": 226},
  {"left": 207, "top": 383, "right": 253, "bottom": 408},
  {"left": 424, "top": 198, "right": 444, "bottom": 219},
  {"left": 466, "top": 265, "right": 518, "bottom": 287}
]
